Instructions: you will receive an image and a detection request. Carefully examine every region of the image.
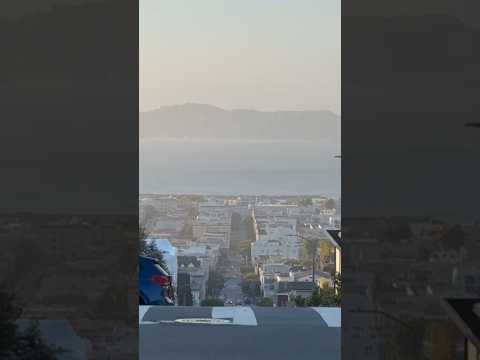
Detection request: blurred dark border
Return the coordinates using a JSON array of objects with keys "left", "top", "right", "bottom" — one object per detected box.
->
[
  {"left": 0, "top": 0, "right": 138, "bottom": 358},
  {"left": 342, "top": 1, "right": 480, "bottom": 359}
]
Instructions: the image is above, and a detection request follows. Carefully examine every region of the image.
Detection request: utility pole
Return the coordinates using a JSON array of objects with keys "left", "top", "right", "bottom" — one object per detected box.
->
[
  {"left": 311, "top": 242, "right": 316, "bottom": 293},
  {"left": 290, "top": 226, "right": 320, "bottom": 295}
]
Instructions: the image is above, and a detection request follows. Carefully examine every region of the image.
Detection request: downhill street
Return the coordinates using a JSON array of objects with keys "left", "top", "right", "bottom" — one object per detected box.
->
[{"left": 140, "top": 306, "right": 340, "bottom": 360}]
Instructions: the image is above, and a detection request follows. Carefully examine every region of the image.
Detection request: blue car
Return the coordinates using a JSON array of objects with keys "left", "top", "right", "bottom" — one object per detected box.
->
[{"left": 139, "top": 255, "right": 174, "bottom": 305}]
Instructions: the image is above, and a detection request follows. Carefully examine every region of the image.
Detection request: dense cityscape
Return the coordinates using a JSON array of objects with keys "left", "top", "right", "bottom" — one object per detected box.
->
[
  {"left": 139, "top": 193, "right": 480, "bottom": 359},
  {"left": 139, "top": 194, "right": 341, "bottom": 308}
]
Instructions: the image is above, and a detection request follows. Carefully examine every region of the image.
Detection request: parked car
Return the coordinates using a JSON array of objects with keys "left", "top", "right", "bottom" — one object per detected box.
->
[{"left": 139, "top": 256, "right": 174, "bottom": 305}]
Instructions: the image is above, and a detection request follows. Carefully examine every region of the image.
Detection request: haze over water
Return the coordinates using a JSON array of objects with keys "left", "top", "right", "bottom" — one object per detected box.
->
[
  {"left": 140, "top": 138, "right": 340, "bottom": 197},
  {"left": 140, "top": 0, "right": 341, "bottom": 198}
]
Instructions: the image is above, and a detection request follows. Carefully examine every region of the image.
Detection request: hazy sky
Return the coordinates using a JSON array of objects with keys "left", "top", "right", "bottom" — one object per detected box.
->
[{"left": 140, "top": 0, "right": 340, "bottom": 114}]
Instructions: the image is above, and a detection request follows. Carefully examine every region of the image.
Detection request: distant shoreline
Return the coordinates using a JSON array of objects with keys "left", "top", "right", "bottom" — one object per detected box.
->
[
  {"left": 140, "top": 137, "right": 337, "bottom": 144},
  {"left": 139, "top": 193, "right": 340, "bottom": 199}
]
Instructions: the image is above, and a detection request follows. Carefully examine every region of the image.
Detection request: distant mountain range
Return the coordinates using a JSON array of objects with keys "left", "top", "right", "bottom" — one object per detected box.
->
[{"left": 140, "top": 103, "right": 340, "bottom": 142}]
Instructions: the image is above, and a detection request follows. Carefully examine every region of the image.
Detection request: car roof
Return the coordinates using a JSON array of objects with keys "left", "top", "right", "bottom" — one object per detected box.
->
[{"left": 139, "top": 255, "right": 157, "bottom": 262}]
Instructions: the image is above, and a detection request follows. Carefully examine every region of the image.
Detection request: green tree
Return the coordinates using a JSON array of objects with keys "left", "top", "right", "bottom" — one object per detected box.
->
[
  {"left": 307, "top": 286, "right": 340, "bottom": 307},
  {"left": 239, "top": 240, "right": 252, "bottom": 259},
  {"left": 303, "top": 238, "right": 319, "bottom": 260},
  {"left": 325, "top": 199, "right": 336, "bottom": 210},
  {"left": 139, "top": 227, "right": 169, "bottom": 273},
  {"left": 303, "top": 237, "right": 320, "bottom": 285},
  {"left": 240, "top": 266, "right": 255, "bottom": 275},
  {"left": 0, "top": 287, "right": 64, "bottom": 359},
  {"left": 241, "top": 273, "right": 261, "bottom": 298},
  {"left": 0, "top": 289, "right": 20, "bottom": 357},
  {"left": 144, "top": 240, "right": 169, "bottom": 272},
  {"left": 333, "top": 273, "right": 342, "bottom": 296},
  {"left": 244, "top": 216, "right": 257, "bottom": 242},
  {"left": 257, "top": 297, "right": 273, "bottom": 307},
  {"left": 138, "top": 225, "right": 148, "bottom": 254},
  {"left": 177, "top": 273, "right": 193, "bottom": 306},
  {"left": 13, "top": 321, "right": 66, "bottom": 360},
  {"left": 201, "top": 298, "right": 224, "bottom": 307},
  {"left": 319, "top": 240, "right": 332, "bottom": 264},
  {"left": 206, "top": 270, "right": 225, "bottom": 298},
  {"left": 292, "top": 295, "right": 307, "bottom": 307}
]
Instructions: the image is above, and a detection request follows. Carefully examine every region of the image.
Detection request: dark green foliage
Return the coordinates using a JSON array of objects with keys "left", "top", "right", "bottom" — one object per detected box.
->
[
  {"left": 177, "top": 273, "right": 193, "bottom": 306},
  {"left": 240, "top": 265, "right": 255, "bottom": 275},
  {"left": 0, "top": 289, "right": 21, "bottom": 357},
  {"left": 138, "top": 226, "right": 148, "bottom": 254},
  {"left": 139, "top": 226, "right": 169, "bottom": 272},
  {"left": 12, "top": 321, "right": 66, "bottom": 360},
  {"left": 142, "top": 240, "right": 169, "bottom": 272},
  {"left": 257, "top": 297, "right": 273, "bottom": 307},
  {"left": 241, "top": 273, "right": 261, "bottom": 298},
  {"left": 244, "top": 216, "right": 257, "bottom": 242},
  {"left": 307, "top": 286, "right": 340, "bottom": 307},
  {"left": 206, "top": 270, "right": 225, "bottom": 298},
  {"left": 293, "top": 295, "right": 307, "bottom": 307},
  {"left": 333, "top": 273, "right": 342, "bottom": 295},
  {"left": 201, "top": 298, "right": 224, "bottom": 307},
  {"left": 0, "top": 288, "right": 64, "bottom": 360}
]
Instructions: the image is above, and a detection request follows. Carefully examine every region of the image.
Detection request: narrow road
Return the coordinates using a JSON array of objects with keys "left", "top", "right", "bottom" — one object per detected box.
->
[{"left": 219, "top": 269, "right": 243, "bottom": 304}]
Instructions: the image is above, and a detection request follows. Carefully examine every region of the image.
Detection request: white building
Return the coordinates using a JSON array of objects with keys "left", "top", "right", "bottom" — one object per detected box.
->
[
  {"left": 258, "top": 263, "right": 291, "bottom": 298},
  {"left": 250, "top": 213, "right": 301, "bottom": 264},
  {"left": 193, "top": 203, "right": 232, "bottom": 248}
]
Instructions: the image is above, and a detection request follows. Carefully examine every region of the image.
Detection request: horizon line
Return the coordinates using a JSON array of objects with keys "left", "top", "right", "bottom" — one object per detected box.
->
[{"left": 140, "top": 102, "right": 341, "bottom": 117}]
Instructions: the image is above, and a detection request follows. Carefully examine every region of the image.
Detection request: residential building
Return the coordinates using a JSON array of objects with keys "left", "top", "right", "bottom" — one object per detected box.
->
[{"left": 177, "top": 256, "right": 206, "bottom": 306}]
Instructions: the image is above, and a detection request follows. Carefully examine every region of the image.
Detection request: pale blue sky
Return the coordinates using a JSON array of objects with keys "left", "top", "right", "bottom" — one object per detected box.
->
[{"left": 140, "top": 0, "right": 340, "bottom": 114}]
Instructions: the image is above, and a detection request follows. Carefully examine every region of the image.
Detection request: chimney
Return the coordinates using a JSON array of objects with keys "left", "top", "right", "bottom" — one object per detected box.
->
[{"left": 474, "top": 302, "right": 480, "bottom": 318}]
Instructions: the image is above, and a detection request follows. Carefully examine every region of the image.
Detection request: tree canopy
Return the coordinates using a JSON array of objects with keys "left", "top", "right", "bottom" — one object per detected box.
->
[
  {"left": 139, "top": 226, "right": 169, "bottom": 272},
  {"left": 0, "top": 288, "right": 64, "bottom": 359},
  {"left": 241, "top": 273, "right": 261, "bottom": 298},
  {"left": 257, "top": 297, "right": 273, "bottom": 307},
  {"left": 325, "top": 199, "right": 336, "bottom": 210},
  {"left": 201, "top": 298, "right": 224, "bottom": 307}
]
